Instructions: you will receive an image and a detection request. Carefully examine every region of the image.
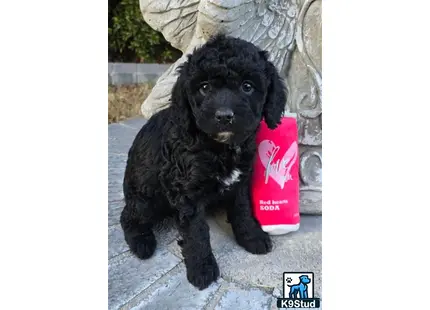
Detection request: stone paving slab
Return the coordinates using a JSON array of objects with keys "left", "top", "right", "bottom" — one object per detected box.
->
[
  {"left": 109, "top": 123, "right": 141, "bottom": 155},
  {"left": 109, "top": 118, "right": 145, "bottom": 154},
  {"left": 213, "top": 283, "right": 273, "bottom": 310},
  {"left": 125, "top": 264, "right": 222, "bottom": 310},
  {"left": 108, "top": 218, "right": 180, "bottom": 261},
  {"left": 119, "top": 117, "right": 147, "bottom": 130},
  {"left": 108, "top": 154, "right": 127, "bottom": 178},
  {"left": 109, "top": 179, "right": 125, "bottom": 202},
  {"left": 108, "top": 153, "right": 127, "bottom": 202},
  {"left": 108, "top": 63, "right": 170, "bottom": 86},
  {"left": 109, "top": 250, "right": 181, "bottom": 310},
  {"left": 109, "top": 200, "right": 125, "bottom": 227},
  {"left": 214, "top": 212, "right": 322, "bottom": 298},
  {"left": 108, "top": 145, "right": 128, "bottom": 202},
  {"left": 109, "top": 224, "right": 130, "bottom": 259}
]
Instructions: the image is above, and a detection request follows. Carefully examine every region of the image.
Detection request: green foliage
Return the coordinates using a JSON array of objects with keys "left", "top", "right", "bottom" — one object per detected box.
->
[{"left": 109, "top": 0, "right": 182, "bottom": 63}]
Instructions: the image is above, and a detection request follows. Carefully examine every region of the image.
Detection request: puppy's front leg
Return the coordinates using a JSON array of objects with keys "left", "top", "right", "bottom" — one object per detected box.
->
[
  {"left": 228, "top": 181, "right": 273, "bottom": 254},
  {"left": 178, "top": 205, "right": 219, "bottom": 290}
]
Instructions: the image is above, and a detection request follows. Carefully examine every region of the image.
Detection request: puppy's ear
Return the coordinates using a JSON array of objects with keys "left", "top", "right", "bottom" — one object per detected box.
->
[
  {"left": 260, "top": 51, "right": 287, "bottom": 129},
  {"left": 171, "top": 64, "right": 189, "bottom": 108},
  {"left": 170, "top": 62, "right": 193, "bottom": 129}
]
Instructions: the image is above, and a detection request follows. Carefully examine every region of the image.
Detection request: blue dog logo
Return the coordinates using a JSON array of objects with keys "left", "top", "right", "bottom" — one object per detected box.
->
[{"left": 287, "top": 275, "right": 311, "bottom": 299}]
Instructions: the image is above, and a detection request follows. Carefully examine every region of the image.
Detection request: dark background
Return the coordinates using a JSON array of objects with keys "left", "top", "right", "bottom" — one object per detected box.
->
[{"left": 108, "top": 0, "right": 182, "bottom": 63}]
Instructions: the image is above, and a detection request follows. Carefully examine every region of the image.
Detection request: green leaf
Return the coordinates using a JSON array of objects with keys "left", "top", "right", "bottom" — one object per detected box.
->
[{"left": 109, "top": 0, "right": 182, "bottom": 63}]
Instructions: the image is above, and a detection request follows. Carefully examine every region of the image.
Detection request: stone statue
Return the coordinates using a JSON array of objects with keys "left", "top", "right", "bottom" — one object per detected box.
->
[{"left": 139, "top": 0, "right": 322, "bottom": 214}]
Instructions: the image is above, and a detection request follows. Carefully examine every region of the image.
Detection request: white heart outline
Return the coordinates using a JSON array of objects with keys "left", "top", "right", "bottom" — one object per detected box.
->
[{"left": 258, "top": 139, "right": 298, "bottom": 189}]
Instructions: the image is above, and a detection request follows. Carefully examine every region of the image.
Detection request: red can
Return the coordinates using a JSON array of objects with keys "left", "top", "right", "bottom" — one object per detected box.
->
[{"left": 251, "top": 113, "right": 300, "bottom": 235}]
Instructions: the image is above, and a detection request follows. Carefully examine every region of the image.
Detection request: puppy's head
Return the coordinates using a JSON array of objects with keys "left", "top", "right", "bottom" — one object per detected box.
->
[
  {"left": 171, "top": 34, "right": 287, "bottom": 144},
  {"left": 299, "top": 275, "right": 311, "bottom": 284}
]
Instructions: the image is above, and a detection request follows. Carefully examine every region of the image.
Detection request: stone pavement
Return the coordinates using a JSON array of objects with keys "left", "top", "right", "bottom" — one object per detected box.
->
[{"left": 108, "top": 117, "right": 322, "bottom": 310}]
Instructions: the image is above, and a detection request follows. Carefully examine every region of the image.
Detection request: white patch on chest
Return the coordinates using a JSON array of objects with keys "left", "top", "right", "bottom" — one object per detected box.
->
[
  {"left": 214, "top": 132, "right": 233, "bottom": 143},
  {"left": 219, "top": 168, "right": 242, "bottom": 187}
]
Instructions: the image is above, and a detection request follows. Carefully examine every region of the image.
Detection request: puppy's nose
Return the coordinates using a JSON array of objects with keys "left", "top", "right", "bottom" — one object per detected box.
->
[{"left": 215, "top": 108, "right": 234, "bottom": 123}]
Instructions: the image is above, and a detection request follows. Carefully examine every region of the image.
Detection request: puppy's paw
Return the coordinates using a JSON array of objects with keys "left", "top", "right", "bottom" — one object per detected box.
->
[
  {"left": 186, "top": 253, "right": 220, "bottom": 290},
  {"left": 237, "top": 231, "right": 273, "bottom": 255},
  {"left": 127, "top": 233, "right": 157, "bottom": 259}
]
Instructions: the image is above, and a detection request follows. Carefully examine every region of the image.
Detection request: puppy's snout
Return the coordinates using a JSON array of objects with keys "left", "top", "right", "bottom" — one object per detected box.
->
[{"left": 215, "top": 108, "right": 234, "bottom": 124}]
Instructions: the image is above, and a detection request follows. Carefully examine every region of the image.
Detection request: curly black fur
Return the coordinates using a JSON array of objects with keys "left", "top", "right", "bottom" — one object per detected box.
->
[{"left": 120, "top": 34, "right": 287, "bottom": 290}]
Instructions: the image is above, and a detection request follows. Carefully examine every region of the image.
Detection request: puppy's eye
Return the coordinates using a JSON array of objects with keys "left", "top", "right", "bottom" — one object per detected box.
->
[
  {"left": 241, "top": 81, "right": 254, "bottom": 94},
  {"left": 199, "top": 82, "right": 210, "bottom": 96}
]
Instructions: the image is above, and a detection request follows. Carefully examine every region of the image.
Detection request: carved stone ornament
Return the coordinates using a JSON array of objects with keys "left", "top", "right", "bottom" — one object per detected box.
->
[{"left": 139, "top": 0, "right": 322, "bottom": 214}]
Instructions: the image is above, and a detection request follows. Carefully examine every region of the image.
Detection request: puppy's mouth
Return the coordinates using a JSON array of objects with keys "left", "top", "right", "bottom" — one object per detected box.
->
[{"left": 212, "top": 131, "right": 233, "bottom": 143}]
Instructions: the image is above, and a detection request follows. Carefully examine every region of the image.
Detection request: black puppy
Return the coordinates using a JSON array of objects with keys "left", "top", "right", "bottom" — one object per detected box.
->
[{"left": 120, "top": 34, "right": 287, "bottom": 290}]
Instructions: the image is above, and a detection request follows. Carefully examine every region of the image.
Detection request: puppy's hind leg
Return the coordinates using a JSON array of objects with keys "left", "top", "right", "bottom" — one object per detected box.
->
[{"left": 120, "top": 199, "right": 156, "bottom": 259}]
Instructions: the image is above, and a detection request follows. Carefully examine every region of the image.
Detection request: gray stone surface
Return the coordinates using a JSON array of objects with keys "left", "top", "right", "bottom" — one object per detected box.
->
[
  {"left": 109, "top": 250, "right": 181, "bottom": 310},
  {"left": 108, "top": 155, "right": 127, "bottom": 201},
  {"left": 134, "top": 73, "right": 150, "bottom": 84},
  {"left": 126, "top": 264, "right": 221, "bottom": 310},
  {"left": 108, "top": 118, "right": 146, "bottom": 155},
  {"left": 109, "top": 200, "right": 124, "bottom": 226},
  {"left": 270, "top": 297, "right": 279, "bottom": 310},
  {"left": 135, "top": 63, "right": 171, "bottom": 74},
  {"left": 108, "top": 174, "right": 125, "bottom": 203},
  {"left": 119, "top": 117, "right": 147, "bottom": 130},
  {"left": 108, "top": 63, "right": 171, "bottom": 85},
  {"left": 108, "top": 123, "right": 139, "bottom": 155},
  {"left": 214, "top": 284, "right": 272, "bottom": 310},
  {"left": 111, "top": 63, "right": 138, "bottom": 74},
  {"left": 214, "top": 212, "right": 322, "bottom": 297},
  {"left": 108, "top": 124, "right": 138, "bottom": 202},
  {"left": 108, "top": 224, "right": 130, "bottom": 259},
  {"left": 111, "top": 73, "right": 135, "bottom": 85},
  {"left": 108, "top": 213, "right": 180, "bottom": 260}
]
